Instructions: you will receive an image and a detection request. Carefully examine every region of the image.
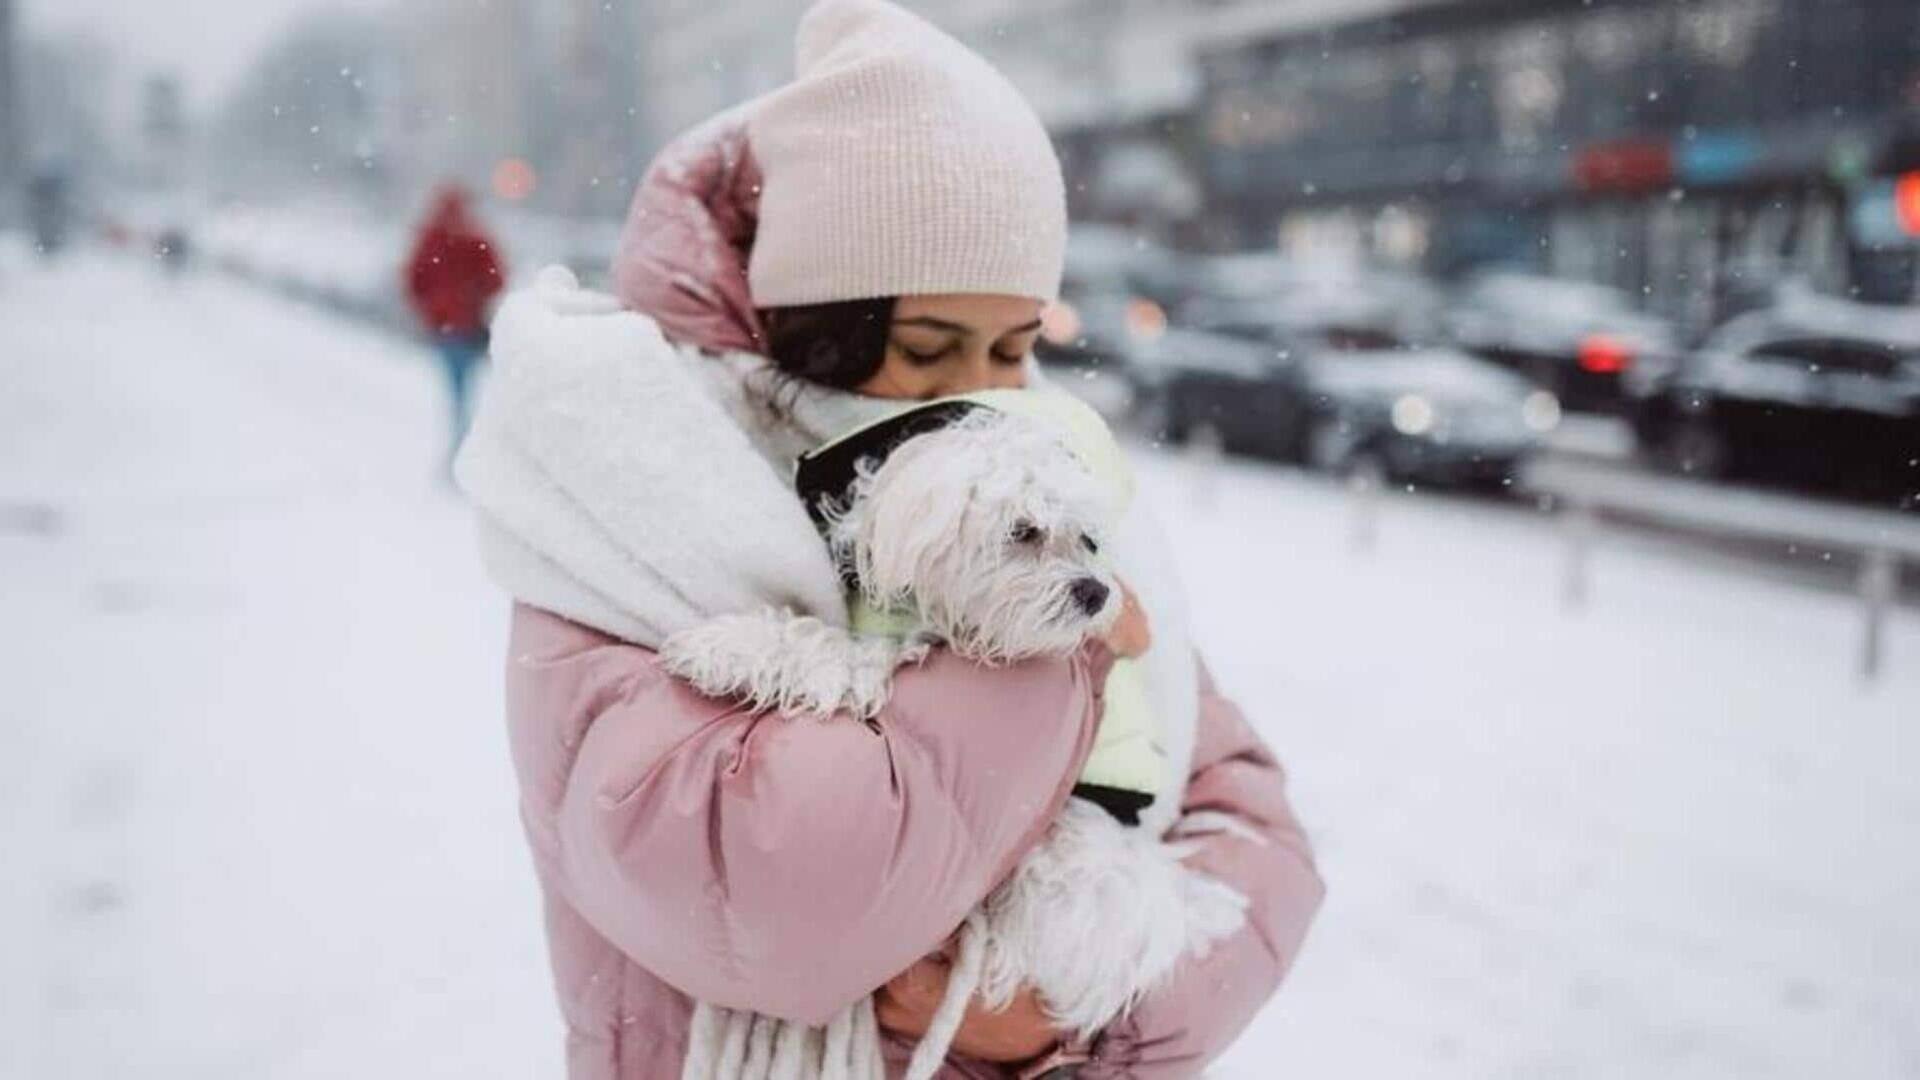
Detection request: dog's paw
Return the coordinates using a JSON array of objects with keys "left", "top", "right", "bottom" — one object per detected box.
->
[
  {"left": 660, "top": 613, "right": 783, "bottom": 702},
  {"left": 662, "top": 611, "right": 909, "bottom": 721},
  {"left": 840, "top": 637, "right": 911, "bottom": 719},
  {"left": 775, "top": 633, "right": 908, "bottom": 720}
]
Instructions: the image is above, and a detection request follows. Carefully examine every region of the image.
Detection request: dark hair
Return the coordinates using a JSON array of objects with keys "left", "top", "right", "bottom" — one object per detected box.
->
[{"left": 761, "top": 296, "right": 897, "bottom": 391}]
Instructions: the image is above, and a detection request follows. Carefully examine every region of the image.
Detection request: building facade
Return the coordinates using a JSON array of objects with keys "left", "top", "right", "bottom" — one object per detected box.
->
[
  {"left": 630, "top": 0, "right": 1308, "bottom": 229},
  {"left": 397, "top": 0, "right": 647, "bottom": 217},
  {"left": 1199, "top": 0, "right": 1920, "bottom": 313},
  {"left": 633, "top": 0, "right": 806, "bottom": 146}
]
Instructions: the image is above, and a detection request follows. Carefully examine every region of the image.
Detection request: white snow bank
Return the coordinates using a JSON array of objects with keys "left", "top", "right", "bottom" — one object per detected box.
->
[{"left": 1146, "top": 454, "right": 1920, "bottom": 1080}]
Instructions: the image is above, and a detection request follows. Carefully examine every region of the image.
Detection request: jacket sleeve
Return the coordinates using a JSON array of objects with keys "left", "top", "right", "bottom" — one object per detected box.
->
[
  {"left": 522, "top": 618, "right": 1111, "bottom": 1026},
  {"left": 1076, "top": 660, "right": 1324, "bottom": 1079}
]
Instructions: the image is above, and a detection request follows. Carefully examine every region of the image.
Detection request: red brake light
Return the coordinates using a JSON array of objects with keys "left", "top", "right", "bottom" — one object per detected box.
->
[
  {"left": 1896, "top": 172, "right": 1920, "bottom": 236},
  {"left": 1578, "top": 334, "right": 1633, "bottom": 375}
]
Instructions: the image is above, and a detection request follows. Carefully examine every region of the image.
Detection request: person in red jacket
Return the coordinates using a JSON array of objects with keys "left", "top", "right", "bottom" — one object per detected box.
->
[{"left": 404, "top": 184, "right": 505, "bottom": 468}]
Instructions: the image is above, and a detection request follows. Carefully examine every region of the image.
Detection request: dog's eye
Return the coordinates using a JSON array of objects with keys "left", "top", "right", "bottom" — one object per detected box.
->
[
  {"left": 1081, "top": 534, "right": 1100, "bottom": 555},
  {"left": 1009, "top": 521, "right": 1043, "bottom": 545}
]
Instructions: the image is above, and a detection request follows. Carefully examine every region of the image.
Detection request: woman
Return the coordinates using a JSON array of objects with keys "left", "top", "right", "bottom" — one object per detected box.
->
[{"left": 456, "top": 2, "right": 1322, "bottom": 1076}]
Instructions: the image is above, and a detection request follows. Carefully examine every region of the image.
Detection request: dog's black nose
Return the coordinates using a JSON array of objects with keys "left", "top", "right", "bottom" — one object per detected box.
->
[{"left": 1071, "top": 577, "right": 1111, "bottom": 616}]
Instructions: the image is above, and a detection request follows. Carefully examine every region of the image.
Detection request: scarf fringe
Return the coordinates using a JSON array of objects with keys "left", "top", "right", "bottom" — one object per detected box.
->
[{"left": 683, "top": 997, "right": 887, "bottom": 1080}]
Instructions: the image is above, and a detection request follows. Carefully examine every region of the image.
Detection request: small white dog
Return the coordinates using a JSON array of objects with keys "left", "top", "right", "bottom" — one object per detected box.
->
[
  {"left": 663, "top": 404, "right": 1243, "bottom": 1078},
  {"left": 664, "top": 408, "right": 1123, "bottom": 719}
]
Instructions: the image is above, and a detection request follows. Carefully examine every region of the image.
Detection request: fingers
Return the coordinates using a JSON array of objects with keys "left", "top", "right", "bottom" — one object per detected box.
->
[
  {"left": 876, "top": 955, "right": 952, "bottom": 1037},
  {"left": 1104, "top": 581, "right": 1153, "bottom": 658}
]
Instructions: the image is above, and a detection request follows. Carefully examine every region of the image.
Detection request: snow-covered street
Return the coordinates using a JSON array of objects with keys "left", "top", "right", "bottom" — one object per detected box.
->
[
  {"left": 5, "top": 251, "right": 1919, "bottom": 1079},
  {"left": 1, "top": 250, "right": 551, "bottom": 1080}
]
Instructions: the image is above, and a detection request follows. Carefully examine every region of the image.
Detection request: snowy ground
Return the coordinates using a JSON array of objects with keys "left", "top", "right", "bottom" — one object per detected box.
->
[{"left": 4, "top": 250, "right": 1918, "bottom": 1079}]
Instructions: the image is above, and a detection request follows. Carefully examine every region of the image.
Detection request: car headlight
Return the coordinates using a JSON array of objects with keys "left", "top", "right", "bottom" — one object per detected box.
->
[
  {"left": 1390, "top": 394, "right": 1436, "bottom": 436},
  {"left": 1521, "top": 390, "right": 1561, "bottom": 433},
  {"left": 1125, "top": 297, "right": 1166, "bottom": 343}
]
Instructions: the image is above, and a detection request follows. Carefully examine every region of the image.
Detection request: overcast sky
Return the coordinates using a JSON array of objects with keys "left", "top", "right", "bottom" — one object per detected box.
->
[{"left": 22, "top": 0, "right": 390, "bottom": 107}]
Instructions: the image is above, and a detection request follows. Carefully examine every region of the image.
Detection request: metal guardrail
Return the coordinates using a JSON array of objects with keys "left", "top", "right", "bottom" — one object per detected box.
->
[{"left": 1525, "top": 457, "right": 1920, "bottom": 681}]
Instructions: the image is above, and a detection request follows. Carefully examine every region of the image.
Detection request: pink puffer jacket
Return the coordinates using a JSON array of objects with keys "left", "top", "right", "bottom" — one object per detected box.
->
[{"left": 501, "top": 113, "right": 1325, "bottom": 1079}]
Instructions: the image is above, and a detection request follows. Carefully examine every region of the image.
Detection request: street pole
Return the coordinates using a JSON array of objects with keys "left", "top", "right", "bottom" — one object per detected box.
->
[
  {"left": 1858, "top": 547, "right": 1895, "bottom": 683},
  {"left": 0, "top": 0, "right": 19, "bottom": 222},
  {"left": 1562, "top": 502, "right": 1597, "bottom": 612}
]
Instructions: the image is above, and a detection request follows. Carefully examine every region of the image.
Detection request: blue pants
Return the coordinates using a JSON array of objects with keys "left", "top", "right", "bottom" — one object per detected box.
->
[{"left": 435, "top": 333, "right": 487, "bottom": 468}]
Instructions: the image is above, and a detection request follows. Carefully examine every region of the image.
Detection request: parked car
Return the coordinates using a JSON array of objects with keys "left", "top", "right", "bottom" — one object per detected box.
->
[
  {"left": 1182, "top": 251, "right": 1445, "bottom": 346},
  {"left": 1629, "top": 296, "right": 1920, "bottom": 502},
  {"left": 1061, "top": 223, "right": 1193, "bottom": 309},
  {"left": 1034, "top": 226, "right": 1187, "bottom": 420},
  {"left": 1142, "top": 307, "right": 1561, "bottom": 488},
  {"left": 1036, "top": 280, "right": 1162, "bottom": 421},
  {"left": 1130, "top": 326, "right": 1304, "bottom": 454},
  {"left": 1446, "top": 270, "right": 1677, "bottom": 413}
]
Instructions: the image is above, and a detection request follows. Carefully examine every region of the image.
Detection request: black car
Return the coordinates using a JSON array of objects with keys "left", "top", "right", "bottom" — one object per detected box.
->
[
  {"left": 1629, "top": 298, "right": 1920, "bottom": 503},
  {"left": 1034, "top": 281, "right": 1165, "bottom": 421},
  {"left": 1129, "top": 327, "right": 1297, "bottom": 451},
  {"left": 1139, "top": 311, "right": 1561, "bottom": 488},
  {"left": 1446, "top": 270, "right": 1678, "bottom": 414}
]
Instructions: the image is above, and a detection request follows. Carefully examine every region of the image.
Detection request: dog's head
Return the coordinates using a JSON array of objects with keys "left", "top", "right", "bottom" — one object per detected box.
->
[{"left": 823, "top": 411, "right": 1120, "bottom": 663}]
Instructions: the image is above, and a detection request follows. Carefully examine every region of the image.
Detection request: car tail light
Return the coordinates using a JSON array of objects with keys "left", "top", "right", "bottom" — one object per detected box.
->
[{"left": 1578, "top": 334, "right": 1633, "bottom": 375}]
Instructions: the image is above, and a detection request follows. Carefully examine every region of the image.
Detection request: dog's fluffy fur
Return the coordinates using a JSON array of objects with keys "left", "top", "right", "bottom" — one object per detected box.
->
[
  {"left": 825, "top": 412, "right": 1123, "bottom": 660},
  {"left": 979, "top": 800, "right": 1250, "bottom": 1034},
  {"left": 662, "top": 411, "right": 1244, "bottom": 1044},
  {"left": 665, "top": 412, "right": 1123, "bottom": 716},
  {"left": 659, "top": 610, "right": 924, "bottom": 720}
]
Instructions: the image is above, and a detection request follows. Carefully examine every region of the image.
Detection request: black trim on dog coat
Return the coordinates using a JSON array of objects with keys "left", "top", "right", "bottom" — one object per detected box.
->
[{"left": 793, "top": 398, "right": 988, "bottom": 533}]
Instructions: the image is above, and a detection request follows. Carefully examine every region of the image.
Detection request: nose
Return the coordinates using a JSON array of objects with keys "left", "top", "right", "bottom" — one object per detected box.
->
[{"left": 1070, "top": 577, "right": 1111, "bottom": 616}]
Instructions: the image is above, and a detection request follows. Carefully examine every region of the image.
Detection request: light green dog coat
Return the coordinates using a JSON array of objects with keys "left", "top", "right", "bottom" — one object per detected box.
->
[{"left": 828, "top": 387, "right": 1165, "bottom": 817}]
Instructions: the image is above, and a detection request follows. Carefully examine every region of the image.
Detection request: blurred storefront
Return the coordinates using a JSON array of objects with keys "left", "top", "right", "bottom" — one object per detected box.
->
[
  {"left": 1199, "top": 0, "right": 1920, "bottom": 329},
  {"left": 629, "top": 0, "right": 1405, "bottom": 243}
]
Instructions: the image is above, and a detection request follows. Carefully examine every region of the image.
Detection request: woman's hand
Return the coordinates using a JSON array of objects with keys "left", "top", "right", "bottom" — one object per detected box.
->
[
  {"left": 1105, "top": 580, "right": 1152, "bottom": 659},
  {"left": 876, "top": 952, "right": 1060, "bottom": 1064}
]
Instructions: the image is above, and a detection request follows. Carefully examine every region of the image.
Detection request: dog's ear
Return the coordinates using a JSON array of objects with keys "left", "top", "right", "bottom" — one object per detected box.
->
[
  {"left": 819, "top": 463, "right": 878, "bottom": 583},
  {"left": 844, "top": 421, "right": 1000, "bottom": 607},
  {"left": 795, "top": 400, "right": 984, "bottom": 532}
]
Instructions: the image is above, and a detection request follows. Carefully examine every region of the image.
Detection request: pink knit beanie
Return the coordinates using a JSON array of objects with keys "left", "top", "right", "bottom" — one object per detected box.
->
[{"left": 746, "top": 0, "right": 1067, "bottom": 307}]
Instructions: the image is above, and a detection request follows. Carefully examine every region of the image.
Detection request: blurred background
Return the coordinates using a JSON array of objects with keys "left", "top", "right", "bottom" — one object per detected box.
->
[{"left": 3, "top": 1, "right": 1918, "bottom": 1078}]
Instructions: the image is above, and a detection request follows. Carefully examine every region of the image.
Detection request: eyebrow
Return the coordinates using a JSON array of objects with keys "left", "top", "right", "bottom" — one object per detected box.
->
[{"left": 892, "top": 316, "right": 1044, "bottom": 336}]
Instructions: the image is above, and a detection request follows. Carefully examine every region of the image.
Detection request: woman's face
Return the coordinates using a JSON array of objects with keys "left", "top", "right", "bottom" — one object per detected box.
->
[{"left": 857, "top": 293, "right": 1043, "bottom": 400}]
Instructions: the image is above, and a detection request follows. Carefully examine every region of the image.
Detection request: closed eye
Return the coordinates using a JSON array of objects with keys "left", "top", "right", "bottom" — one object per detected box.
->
[
  {"left": 1010, "top": 521, "right": 1043, "bottom": 545},
  {"left": 1081, "top": 534, "right": 1100, "bottom": 554},
  {"left": 898, "top": 344, "right": 956, "bottom": 365}
]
